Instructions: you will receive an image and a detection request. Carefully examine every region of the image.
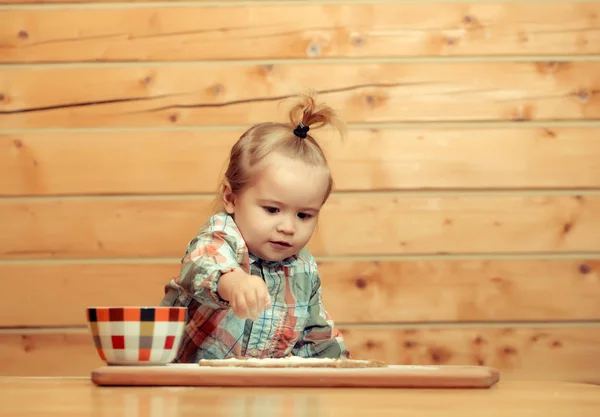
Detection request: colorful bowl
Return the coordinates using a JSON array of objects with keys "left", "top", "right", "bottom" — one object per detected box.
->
[{"left": 86, "top": 306, "right": 187, "bottom": 366}]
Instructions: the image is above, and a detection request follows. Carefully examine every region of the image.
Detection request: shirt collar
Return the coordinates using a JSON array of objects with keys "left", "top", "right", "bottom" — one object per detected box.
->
[{"left": 249, "top": 251, "right": 298, "bottom": 268}]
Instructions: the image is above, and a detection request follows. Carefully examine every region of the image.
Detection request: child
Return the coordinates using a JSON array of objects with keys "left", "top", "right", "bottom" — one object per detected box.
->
[{"left": 160, "top": 91, "right": 351, "bottom": 362}]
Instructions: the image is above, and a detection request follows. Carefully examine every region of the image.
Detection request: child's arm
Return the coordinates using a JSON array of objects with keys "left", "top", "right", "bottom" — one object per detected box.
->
[
  {"left": 164, "top": 226, "right": 242, "bottom": 311},
  {"left": 163, "top": 223, "right": 271, "bottom": 320},
  {"left": 291, "top": 272, "right": 351, "bottom": 359}
]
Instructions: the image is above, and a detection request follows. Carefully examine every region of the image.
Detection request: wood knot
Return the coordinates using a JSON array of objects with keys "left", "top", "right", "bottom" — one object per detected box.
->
[
  {"left": 531, "top": 332, "right": 550, "bottom": 342},
  {"left": 142, "top": 76, "right": 152, "bottom": 86},
  {"left": 579, "top": 263, "right": 591, "bottom": 274},
  {"left": 18, "top": 30, "right": 29, "bottom": 39},
  {"left": 0, "top": 93, "right": 4, "bottom": 101},
  {"left": 169, "top": 113, "right": 179, "bottom": 123},
  {"left": 443, "top": 218, "right": 452, "bottom": 226},
  {"left": 355, "top": 277, "right": 367, "bottom": 289},
  {"left": 211, "top": 83, "right": 224, "bottom": 94},
  {"left": 445, "top": 37, "right": 456, "bottom": 45},
  {"left": 403, "top": 340, "right": 417, "bottom": 349},
  {"left": 551, "top": 340, "right": 563, "bottom": 348},
  {"left": 462, "top": 14, "right": 483, "bottom": 31},
  {"left": 306, "top": 43, "right": 322, "bottom": 57},
  {"left": 361, "top": 92, "right": 387, "bottom": 108},
  {"left": 503, "top": 346, "right": 517, "bottom": 355},
  {"left": 365, "top": 340, "right": 377, "bottom": 349},
  {"left": 262, "top": 64, "right": 273, "bottom": 73},
  {"left": 13, "top": 139, "right": 23, "bottom": 148},
  {"left": 563, "top": 222, "right": 572, "bottom": 234},
  {"left": 476, "top": 358, "right": 485, "bottom": 366},
  {"left": 535, "top": 61, "right": 563, "bottom": 74},
  {"left": 21, "top": 335, "right": 34, "bottom": 352},
  {"left": 352, "top": 36, "right": 365, "bottom": 47},
  {"left": 473, "top": 336, "right": 485, "bottom": 346},
  {"left": 577, "top": 90, "right": 590, "bottom": 102},
  {"left": 518, "top": 31, "right": 529, "bottom": 43},
  {"left": 544, "top": 128, "right": 556, "bottom": 138},
  {"left": 428, "top": 346, "right": 452, "bottom": 364}
]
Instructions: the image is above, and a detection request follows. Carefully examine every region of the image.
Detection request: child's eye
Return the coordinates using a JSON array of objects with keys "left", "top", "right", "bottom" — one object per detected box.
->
[
  {"left": 264, "top": 206, "right": 279, "bottom": 214},
  {"left": 297, "top": 212, "right": 312, "bottom": 220}
]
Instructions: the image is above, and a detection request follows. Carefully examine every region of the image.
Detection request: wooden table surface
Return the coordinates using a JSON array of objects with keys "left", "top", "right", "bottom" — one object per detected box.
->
[{"left": 1, "top": 377, "right": 599, "bottom": 417}]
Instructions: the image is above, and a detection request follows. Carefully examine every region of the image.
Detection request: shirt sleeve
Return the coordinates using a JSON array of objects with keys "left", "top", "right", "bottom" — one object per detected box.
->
[
  {"left": 163, "top": 220, "right": 243, "bottom": 310},
  {"left": 291, "top": 269, "right": 351, "bottom": 359}
]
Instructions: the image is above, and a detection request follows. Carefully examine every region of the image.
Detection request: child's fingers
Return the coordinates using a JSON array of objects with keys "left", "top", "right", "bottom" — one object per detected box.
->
[
  {"left": 233, "top": 293, "right": 250, "bottom": 320},
  {"left": 255, "top": 287, "right": 268, "bottom": 320},
  {"left": 255, "top": 288, "right": 264, "bottom": 318},
  {"left": 249, "top": 288, "right": 269, "bottom": 321},
  {"left": 245, "top": 289, "right": 258, "bottom": 314},
  {"left": 261, "top": 284, "right": 271, "bottom": 309},
  {"left": 244, "top": 289, "right": 260, "bottom": 321},
  {"left": 231, "top": 284, "right": 270, "bottom": 321}
]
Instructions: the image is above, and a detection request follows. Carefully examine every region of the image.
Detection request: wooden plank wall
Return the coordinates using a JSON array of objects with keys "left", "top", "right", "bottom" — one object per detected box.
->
[{"left": 1, "top": 0, "right": 599, "bottom": 382}]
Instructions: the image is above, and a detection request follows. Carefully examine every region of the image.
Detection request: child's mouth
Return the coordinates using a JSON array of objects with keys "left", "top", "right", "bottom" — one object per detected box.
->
[{"left": 269, "top": 241, "right": 292, "bottom": 249}]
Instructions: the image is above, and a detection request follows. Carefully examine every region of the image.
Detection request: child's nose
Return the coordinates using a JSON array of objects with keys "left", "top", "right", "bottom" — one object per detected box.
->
[{"left": 277, "top": 218, "right": 295, "bottom": 235}]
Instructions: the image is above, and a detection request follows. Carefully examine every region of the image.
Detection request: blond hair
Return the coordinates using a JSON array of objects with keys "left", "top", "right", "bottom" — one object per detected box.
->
[{"left": 216, "top": 91, "right": 346, "bottom": 210}]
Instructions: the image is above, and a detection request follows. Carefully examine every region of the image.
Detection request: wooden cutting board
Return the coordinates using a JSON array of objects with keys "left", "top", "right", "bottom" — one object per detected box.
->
[{"left": 91, "top": 364, "right": 500, "bottom": 388}]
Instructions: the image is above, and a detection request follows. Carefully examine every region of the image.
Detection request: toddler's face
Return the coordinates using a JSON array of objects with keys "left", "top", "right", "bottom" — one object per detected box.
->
[{"left": 224, "top": 152, "right": 330, "bottom": 262}]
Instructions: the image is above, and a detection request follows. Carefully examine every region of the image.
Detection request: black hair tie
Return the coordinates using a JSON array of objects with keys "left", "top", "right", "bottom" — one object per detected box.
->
[{"left": 293, "top": 122, "right": 310, "bottom": 139}]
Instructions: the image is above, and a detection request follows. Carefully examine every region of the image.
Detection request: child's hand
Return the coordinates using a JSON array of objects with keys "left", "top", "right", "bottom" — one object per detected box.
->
[{"left": 218, "top": 270, "right": 272, "bottom": 321}]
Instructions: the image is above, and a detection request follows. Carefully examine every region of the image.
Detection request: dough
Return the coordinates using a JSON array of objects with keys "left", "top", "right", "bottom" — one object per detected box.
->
[{"left": 198, "top": 356, "right": 388, "bottom": 368}]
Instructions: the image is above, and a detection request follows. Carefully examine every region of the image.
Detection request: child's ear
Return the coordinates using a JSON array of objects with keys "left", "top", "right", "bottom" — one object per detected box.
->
[{"left": 222, "top": 181, "right": 236, "bottom": 214}]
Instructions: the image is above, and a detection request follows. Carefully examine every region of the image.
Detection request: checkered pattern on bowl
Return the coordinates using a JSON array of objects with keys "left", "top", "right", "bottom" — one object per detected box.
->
[{"left": 87, "top": 307, "right": 187, "bottom": 365}]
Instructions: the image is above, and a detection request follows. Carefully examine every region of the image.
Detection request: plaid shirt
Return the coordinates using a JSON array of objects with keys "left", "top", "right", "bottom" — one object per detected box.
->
[{"left": 160, "top": 211, "right": 350, "bottom": 362}]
